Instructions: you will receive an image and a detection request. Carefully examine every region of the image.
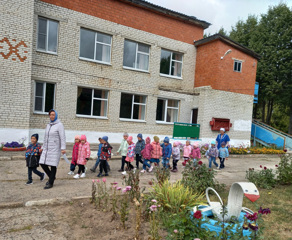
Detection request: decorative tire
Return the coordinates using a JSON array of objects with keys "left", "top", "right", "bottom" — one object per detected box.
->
[{"left": 2, "top": 147, "right": 26, "bottom": 151}]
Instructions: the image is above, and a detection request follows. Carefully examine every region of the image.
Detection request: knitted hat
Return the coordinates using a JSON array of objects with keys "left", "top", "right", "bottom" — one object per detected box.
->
[
  {"left": 102, "top": 136, "right": 108, "bottom": 142},
  {"left": 127, "top": 136, "right": 133, "bottom": 142},
  {"left": 80, "top": 135, "right": 87, "bottom": 141},
  {"left": 221, "top": 141, "right": 226, "bottom": 146},
  {"left": 211, "top": 140, "right": 216, "bottom": 145},
  {"left": 123, "top": 132, "right": 129, "bottom": 137},
  {"left": 193, "top": 142, "right": 199, "bottom": 148},
  {"left": 145, "top": 137, "right": 151, "bottom": 144},
  {"left": 137, "top": 133, "right": 143, "bottom": 139},
  {"left": 153, "top": 136, "right": 159, "bottom": 142},
  {"left": 163, "top": 137, "right": 170, "bottom": 143},
  {"left": 174, "top": 141, "right": 180, "bottom": 146},
  {"left": 75, "top": 135, "right": 80, "bottom": 140},
  {"left": 31, "top": 133, "right": 39, "bottom": 141},
  {"left": 220, "top": 128, "right": 225, "bottom": 132}
]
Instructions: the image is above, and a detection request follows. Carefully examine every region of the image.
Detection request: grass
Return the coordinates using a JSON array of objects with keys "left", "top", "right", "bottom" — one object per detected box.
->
[
  {"left": 210, "top": 184, "right": 292, "bottom": 240},
  {"left": 7, "top": 225, "right": 32, "bottom": 233}
]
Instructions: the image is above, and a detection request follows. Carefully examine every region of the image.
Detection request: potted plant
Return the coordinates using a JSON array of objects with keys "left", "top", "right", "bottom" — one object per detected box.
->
[{"left": 2, "top": 137, "right": 27, "bottom": 151}]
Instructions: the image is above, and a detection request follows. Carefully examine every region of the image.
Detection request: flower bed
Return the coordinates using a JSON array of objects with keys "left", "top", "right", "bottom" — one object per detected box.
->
[
  {"left": 2, "top": 146, "right": 26, "bottom": 151},
  {"left": 1, "top": 139, "right": 26, "bottom": 151},
  {"left": 230, "top": 147, "right": 285, "bottom": 155}
]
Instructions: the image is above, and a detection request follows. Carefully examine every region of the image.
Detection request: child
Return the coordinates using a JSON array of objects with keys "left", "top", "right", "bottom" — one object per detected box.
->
[
  {"left": 116, "top": 133, "right": 129, "bottom": 172},
  {"left": 140, "top": 137, "right": 153, "bottom": 173},
  {"left": 68, "top": 135, "right": 80, "bottom": 175},
  {"left": 218, "top": 142, "right": 229, "bottom": 169},
  {"left": 123, "top": 136, "right": 135, "bottom": 175},
  {"left": 98, "top": 136, "right": 112, "bottom": 177},
  {"left": 25, "top": 133, "right": 45, "bottom": 185},
  {"left": 150, "top": 136, "right": 162, "bottom": 171},
  {"left": 74, "top": 135, "right": 90, "bottom": 179},
  {"left": 190, "top": 142, "right": 201, "bottom": 166},
  {"left": 161, "top": 137, "right": 172, "bottom": 169},
  {"left": 182, "top": 140, "right": 192, "bottom": 166},
  {"left": 90, "top": 137, "right": 103, "bottom": 173},
  {"left": 171, "top": 141, "right": 180, "bottom": 172},
  {"left": 206, "top": 140, "right": 219, "bottom": 169},
  {"left": 134, "top": 133, "right": 145, "bottom": 169}
]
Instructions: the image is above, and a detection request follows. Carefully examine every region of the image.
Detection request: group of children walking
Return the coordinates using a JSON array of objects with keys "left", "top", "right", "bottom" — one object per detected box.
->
[{"left": 24, "top": 132, "right": 229, "bottom": 184}]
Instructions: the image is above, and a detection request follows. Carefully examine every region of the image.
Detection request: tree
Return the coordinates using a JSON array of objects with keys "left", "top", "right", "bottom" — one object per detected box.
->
[{"left": 229, "top": 4, "right": 292, "bottom": 133}]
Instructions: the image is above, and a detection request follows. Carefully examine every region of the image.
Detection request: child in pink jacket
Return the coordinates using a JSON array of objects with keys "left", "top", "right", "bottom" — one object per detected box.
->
[
  {"left": 190, "top": 142, "right": 201, "bottom": 166},
  {"left": 74, "top": 135, "right": 90, "bottom": 179},
  {"left": 150, "top": 136, "right": 162, "bottom": 171},
  {"left": 141, "top": 137, "right": 153, "bottom": 173},
  {"left": 182, "top": 140, "right": 192, "bottom": 166}
]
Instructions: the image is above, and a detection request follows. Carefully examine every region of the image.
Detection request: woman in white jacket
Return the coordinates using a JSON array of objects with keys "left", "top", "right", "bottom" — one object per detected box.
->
[{"left": 39, "top": 109, "right": 66, "bottom": 189}]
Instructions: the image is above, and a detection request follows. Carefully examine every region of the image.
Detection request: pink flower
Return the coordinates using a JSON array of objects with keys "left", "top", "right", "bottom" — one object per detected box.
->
[
  {"left": 194, "top": 238, "right": 201, "bottom": 240},
  {"left": 158, "top": 205, "right": 161, "bottom": 207},
  {"left": 174, "top": 229, "right": 178, "bottom": 233},
  {"left": 102, "top": 178, "right": 106, "bottom": 183},
  {"left": 193, "top": 210, "right": 202, "bottom": 219},
  {"left": 126, "top": 186, "right": 132, "bottom": 191},
  {"left": 245, "top": 212, "right": 258, "bottom": 221},
  {"left": 92, "top": 179, "right": 95, "bottom": 183},
  {"left": 149, "top": 205, "right": 157, "bottom": 211},
  {"left": 111, "top": 182, "right": 118, "bottom": 185},
  {"left": 151, "top": 199, "right": 157, "bottom": 203},
  {"left": 122, "top": 188, "right": 127, "bottom": 193},
  {"left": 95, "top": 179, "right": 100, "bottom": 183},
  {"left": 116, "top": 187, "right": 122, "bottom": 190}
]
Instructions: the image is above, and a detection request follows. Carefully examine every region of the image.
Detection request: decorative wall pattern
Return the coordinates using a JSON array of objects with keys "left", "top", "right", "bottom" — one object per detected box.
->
[{"left": 0, "top": 37, "right": 28, "bottom": 62}]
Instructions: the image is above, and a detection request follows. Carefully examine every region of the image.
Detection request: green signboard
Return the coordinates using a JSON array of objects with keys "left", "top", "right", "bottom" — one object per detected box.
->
[{"left": 173, "top": 122, "right": 200, "bottom": 139}]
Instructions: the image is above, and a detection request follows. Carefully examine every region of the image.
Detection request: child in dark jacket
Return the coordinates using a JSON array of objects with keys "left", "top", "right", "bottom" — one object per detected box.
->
[
  {"left": 161, "top": 137, "right": 172, "bottom": 169},
  {"left": 68, "top": 135, "right": 80, "bottom": 175},
  {"left": 25, "top": 134, "right": 45, "bottom": 185},
  {"left": 140, "top": 137, "right": 153, "bottom": 173},
  {"left": 134, "top": 133, "right": 145, "bottom": 169},
  {"left": 171, "top": 141, "right": 180, "bottom": 172},
  {"left": 97, "top": 136, "right": 112, "bottom": 177}
]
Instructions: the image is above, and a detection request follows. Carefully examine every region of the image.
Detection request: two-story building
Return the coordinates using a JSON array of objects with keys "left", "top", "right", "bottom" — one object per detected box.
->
[{"left": 0, "top": 0, "right": 260, "bottom": 145}]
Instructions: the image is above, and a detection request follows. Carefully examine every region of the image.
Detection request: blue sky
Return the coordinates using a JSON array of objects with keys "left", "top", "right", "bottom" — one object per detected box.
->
[{"left": 147, "top": 0, "right": 292, "bottom": 35}]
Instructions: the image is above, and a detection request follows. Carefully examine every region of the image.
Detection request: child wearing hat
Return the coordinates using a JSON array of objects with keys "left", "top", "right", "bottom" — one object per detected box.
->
[
  {"left": 134, "top": 133, "right": 145, "bottom": 169},
  {"left": 90, "top": 137, "right": 104, "bottom": 173},
  {"left": 161, "top": 137, "right": 172, "bottom": 169},
  {"left": 116, "top": 133, "right": 129, "bottom": 172},
  {"left": 205, "top": 140, "right": 219, "bottom": 169},
  {"left": 97, "top": 136, "right": 112, "bottom": 177},
  {"left": 182, "top": 140, "right": 192, "bottom": 166},
  {"left": 190, "top": 142, "right": 201, "bottom": 166},
  {"left": 68, "top": 135, "right": 80, "bottom": 175},
  {"left": 150, "top": 136, "right": 162, "bottom": 171},
  {"left": 140, "top": 136, "right": 153, "bottom": 173},
  {"left": 123, "top": 136, "right": 135, "bottom": 175},
  {"left": 171, "top": 141, "right": 180, "bottom": 172},
  {"left": 74, "top": 135, "right": 90, "bottom": 179},
  {"left": 25, "top": 134, "right": 46, "bottom": 185},
  {"left": 218, "top": 142, "right": 229, "bottom": 169}
]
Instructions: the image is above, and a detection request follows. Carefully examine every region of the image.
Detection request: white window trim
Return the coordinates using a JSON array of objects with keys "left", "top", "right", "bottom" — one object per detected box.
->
[
  {"left": 159, "top": 73, "right": 182, "bottom": 80},
  {"left": 123, "top": 40, "right": 150, "bottom": 72},
  {"left": 120, "top": 94, "right": 147, "bottom": 121},
  {"left": 233, "top": 60, "right": 242, "bottom": 72},
  {"left": 160, "top": 49, "right": 183, "bottom": 78},
  {"left": 156, "top": 98, "right": 179, "bottom": 123},
  {"left": 76, "top": 88, "right": 109, "bottom": 118},
  {"left": 33, "top": 81, "right": 56, "bottom": 114},
  {"left": 123, "top": 66, "right": 149, "bottom": 73},
  {"left": 119, "top": 118, "right": 146, "bottom": 123},
  {"left": 37, "top": 17, "right": 59, "bottom": 54},
  {"left": 79, "top": 28, "right": 112, "bottom": 64}
]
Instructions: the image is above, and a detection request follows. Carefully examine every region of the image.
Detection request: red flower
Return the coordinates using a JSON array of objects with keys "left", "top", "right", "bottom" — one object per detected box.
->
[
  {"left": 245, "top": 212, "right": 258, "bottom": 221},
  {"left": 275, "top": 165, "right": 278, "bottom": 167},
  {"left": 260, "top": 165, "right": 262, "bottom": 168},
  {"left": 258, "top": 207, "right": 271, "bottom": 215},
  {"left": 193, "top": 210, "right": 202, "bottom": 219},
  {"left": 198, "top": 161, "right": 203, "bottom": 165},
  {"left": 264, "top": 167, "right": 267, "bottom": 170}
]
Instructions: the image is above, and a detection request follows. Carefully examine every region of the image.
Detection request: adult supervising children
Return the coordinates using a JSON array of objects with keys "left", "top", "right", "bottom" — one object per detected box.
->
[{"left": 216, "top": 128, "right": 230, "bottom": 149}]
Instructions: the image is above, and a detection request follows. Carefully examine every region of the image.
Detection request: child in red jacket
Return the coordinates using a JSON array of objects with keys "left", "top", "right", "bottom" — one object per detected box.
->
[
  {"left": 68, "top": 135, "right": 80, "bottom": 175},
  {"left": 190, "top": 142, "right": 201, "bottom": 166},
  {"left": 140, "top": 137, "right": 153, "bottom": 173}
]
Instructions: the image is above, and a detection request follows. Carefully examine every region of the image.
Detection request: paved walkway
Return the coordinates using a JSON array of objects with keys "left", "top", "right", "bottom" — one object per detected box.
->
[{"left": 0, "top": 154, "right": 281, "bottom": 204}]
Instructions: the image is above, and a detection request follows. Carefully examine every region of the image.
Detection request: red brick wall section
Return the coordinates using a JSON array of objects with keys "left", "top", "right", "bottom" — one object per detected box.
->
[
  {"left": 40, "top": 0, "right": 204, "bottom": 44},
  {"left": 195, "top": 40, "right": 258, "bottom": 96}
]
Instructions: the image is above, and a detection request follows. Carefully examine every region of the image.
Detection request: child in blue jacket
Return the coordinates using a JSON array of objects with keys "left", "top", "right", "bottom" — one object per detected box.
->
[
  {"left": 218, "top": 142, "right": 229, "bottom": 169},
  {"left": 161, "top": 137, "right": 172, "bottom": 169}
]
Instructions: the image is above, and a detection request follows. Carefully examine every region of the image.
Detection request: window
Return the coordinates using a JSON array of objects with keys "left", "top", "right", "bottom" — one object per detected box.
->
[
  {"left": 156, "top": 99, "right": 179, "bottom": 123},
  {"left": 123, "top": 40, "right": 150, "bottom": 71},
  {"left": 34, "top": 82, "right": 55, "bottom": 113},
  {"left": 160, "top": 49, "right": 183, "bottom": 78},
  {"left": 37, "top": 17, "right": 58, "bottom": 53},
  {"left": 234, "top": 60, "right": 242, "bottom": 72},
  {"left": 120, "top": 93, "right": 146, "bottom": 121},
  {"left": 79, "top": 28, "right": 112, "bottom": 64},
  {"left": 76, "top": 88, "right": 108, "bottom": 118}
]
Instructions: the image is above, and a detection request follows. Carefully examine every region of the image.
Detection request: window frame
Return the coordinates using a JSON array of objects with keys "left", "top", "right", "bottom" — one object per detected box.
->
[
  {"left": 156, "top": 98, "right": 179, "bottom": 124},
  {"left": 119, "top": 93, "right": 147, "bottom": 122},
  {"left": 159, "top": 49, "right": 183, "bottom": 79},
  {"left": 123, "top": 40, "right": 150, "bottom": 72},
  {"left": 36, "top": 17, "right": 59, "bottom": 54},
  {"left": 79, "top": 28, "right": 112, "bottom": 65},
  {"left": 233, "top": 59, "right": 242, "bottom": 72},
  {"left": 33, "top": 81, "right": 56, "bottom": 114},
  {"left": 76, "top": 87, "right": 109, "bottom": 119}
]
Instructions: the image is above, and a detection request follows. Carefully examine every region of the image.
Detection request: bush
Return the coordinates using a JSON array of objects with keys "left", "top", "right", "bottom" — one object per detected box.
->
[
  {"left": 276, "top": 154, "right": 292, "bottom": 185},
  {"left": 246, "top": 166, "right": 277, "bottom": 189},
  {"left": 181, "top": 161, "right": 225, "bottom": 194}
]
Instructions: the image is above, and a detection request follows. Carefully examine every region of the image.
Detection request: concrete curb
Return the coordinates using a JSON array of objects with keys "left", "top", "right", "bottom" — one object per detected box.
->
[{"left": 0, "top": 201, "right": 24, "bottom": 209}]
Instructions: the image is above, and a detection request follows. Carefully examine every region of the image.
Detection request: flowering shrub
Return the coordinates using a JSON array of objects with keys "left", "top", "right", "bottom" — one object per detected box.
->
[
  {"left": 181, "top": 161, "right": 225, "bottom": 194},
  {"left": 230, "top": 146, "right": 284, "bottom": 155},
  {"left": 246, "top": 166, "right": 277, "bottom": 189},
  {"left": 276, "top": 154, "right": 292, "bottom": 185},
  {"left": 4, "top": 141, "right": 24, "bottom": 148}
]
